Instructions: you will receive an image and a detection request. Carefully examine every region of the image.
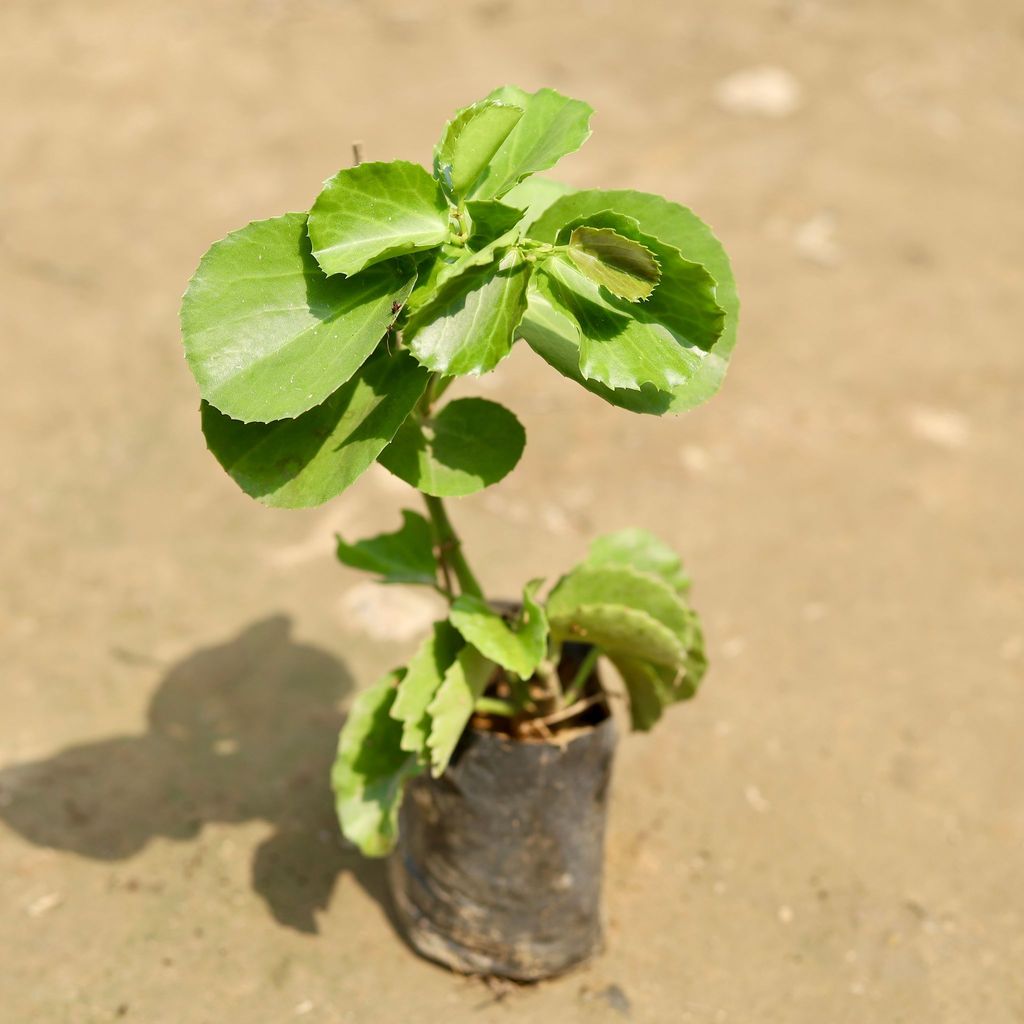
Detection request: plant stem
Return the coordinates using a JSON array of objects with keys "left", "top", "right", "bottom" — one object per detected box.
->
[
  {"left": 562, "top": 646, "right": 599, "bottom": 707},
  {"left": 474, "top": 696, "right": 518, "bottom": 717},
  {"left": 423, "top": 493, "right": 484, "bottom": 600}
]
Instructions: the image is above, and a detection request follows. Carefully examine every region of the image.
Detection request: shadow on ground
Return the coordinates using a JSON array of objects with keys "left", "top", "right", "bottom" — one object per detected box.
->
[{"left": 0, "top": 615, "right": 389, "bottom": 934}]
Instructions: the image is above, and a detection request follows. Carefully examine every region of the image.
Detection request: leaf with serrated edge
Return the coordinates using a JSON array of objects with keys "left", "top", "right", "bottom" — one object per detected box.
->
[
  {"left": 537, "top": 262, "right": 702, "bottom": 392},
  {"left": 378, "top": 396, "right": 525, "bottom": 497},
  {"left": 435, "top": 101, "right": 524, "bottom": 198},
  {"left": 391, "top": 621, "right": 464, "bottom": 755},
  {"left": 547, "top": 564, "right": 692, "bottom": 640},
  {"left": 449, "top": 580, "right": 549, "bottom": 680},
  {"left": 309, "top": 161, "right": 449, "bottom": 277},
  {"left": 549, "top": 603, "right": 684, "bottom": 668},
  {"left": 181, "top": 213, "right": 416, "bottom": 423},
  {"left": 586, "top": 528, "right": 691, "bottom": 593},
  {"left": 468, "top": 87, "right": 593, "bottom": 200},
  {"left": 332, "top": 670, "right": 422, "bottom": 857},
  {"left": 426, "top": 646, "right": 494, "bottom": 776},
  {"left": 528, "top": 189, "right": 738, "bottom": 413},
  {"left": 405, "top": 248, "right": 530, "bottom": 376},
  {"left": 201, "top": 348, "right": 428, "bottom": 508},
  {"left": 336, "top": 509, "right": 437, "bottom": 586},
  {"left": 568, "top": 226, "right": 661, "bottom": 302}
]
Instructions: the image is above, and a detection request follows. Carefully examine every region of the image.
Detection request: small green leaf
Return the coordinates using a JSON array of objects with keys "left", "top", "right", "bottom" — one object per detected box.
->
[
  {"left": 391, "top": 621, "right": 464, "bottom": 755},
  {"left": 378, "top": 397, "right": 525, "bottom": 497},
  {"left": 405, "top": 248, "right": 530, "bottom": 376},
  {"left": 201, "top": 348, "right": 428, "bottom": 508},
  {"left": 465, "top": 200, "right": 526, "bottom": 246},
  {"left": 426, "top": 645, "right": 494, "bottom": 776},
  {"left": 434, "top": 101, "right": 524, "bottom": 198},
  {"left": 181, "top": 212, "right": 415, "bottom": 423},
  {"left": 608, "top": 654, "right": 672, "bottom": 731},
  {"left": 449, "top": 580, "right": 548, "bottom": 680},
  {"left": 549, "top": 603, "right": 684, "bottom": 668},
  {"left": 502, "top": 176, "right": 575, "bottom": 229},
  {"left": 567, "top": 226, "right": 661, "bottom": 302},
  {"left": 547, "top": 564, "right": 693, "bottom": 641},
  {"left": 468, "top": 86, "right": 593, "bottom": 200},
  {"left": 308, "top": 161, "right": 450, "bottom": 277},
  {"left": 528, "top": 189, "right": 739, "bottom": 413},
  {"left": 332, "top": 670, "right": 423, "bottom": 857},
  {"left": 586, "top": 528, "right": 691, "bottom": 593},
  {"left": 336, "top": 509, "right": 437, "bottom": 586}
]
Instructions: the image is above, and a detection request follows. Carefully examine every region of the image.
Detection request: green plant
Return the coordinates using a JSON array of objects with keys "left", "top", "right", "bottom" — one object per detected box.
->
[{"left": 180, "top": 86, "right": 738, "bottom": 856}]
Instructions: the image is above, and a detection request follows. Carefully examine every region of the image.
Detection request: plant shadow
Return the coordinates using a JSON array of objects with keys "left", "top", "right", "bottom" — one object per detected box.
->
[{"left": 0, "top": 615, "right": 391, "bottom": 934}]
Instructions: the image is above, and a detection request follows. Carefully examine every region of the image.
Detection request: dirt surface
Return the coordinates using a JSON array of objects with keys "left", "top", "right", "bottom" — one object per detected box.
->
[{"left": 2, "top": 1, "right": 1023, "bottom": 1021}]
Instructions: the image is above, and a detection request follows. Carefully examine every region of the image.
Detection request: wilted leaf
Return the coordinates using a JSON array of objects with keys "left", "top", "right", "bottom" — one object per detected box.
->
[
  {"left": 332, "top": 670, "right": 422, "bottom": 857},
  {"left": 449, "top": 580, "right": 548, "bottom": 680},
  {"left": 426, "top": 645, "right": 494, "bottom": 776},
  {"left": 567, "top": 226, "right": 660, "bottom": 302},
  {"left": 378, "top": 397, "right": 525, "bottom": 497},
  {"left": 201, "top": 348, "right": 427, "bottom": 508},
  {"left": 468, "top": 86, "right": 593, "bottom": 200},
  {"left": 405, "top": 248, "right": 530, "bottom": 376},
  {"left": 391, "top": 621, "right": 464, "bottom": 755},
  {"left": 309, "top": 161, "right": 450, "bottom": 277},
  {"left": 434, "top": 101, "right": 524, "bottom": 198},
  {"left": 608, "top": 654, "right": 672, "bottom": 731},
  {"left": 336, "top": 509, "right": 437, "bottom": 586},
  {"left": 181, "top": 213, "right": 415, "bottom": 422}
]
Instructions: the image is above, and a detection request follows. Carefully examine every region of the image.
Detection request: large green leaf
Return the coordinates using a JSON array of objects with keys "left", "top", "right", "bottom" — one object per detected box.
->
[
  {"left": 549, "top": 603, "right": 684, "bottom": 668},
  {"left": 378, "top": 397, "right": 525, "bottom": 497},
  {"left": 467, "top": 87, "right": 593, "bottom": 200},
  {"left": 567, "top": 226, "right": 661, "bottom": 302},
  {"left": 201, "top": 348, "right": 428, "bottom": 508},
  {"left": 308, "top": 161, "right": 450, "bottom": 277},
  {"left": 536, "top": 261, "right": 704, "bottom": 392},
  {"left": 502, "top": 176, "right": 575, "bottom": 229},
  {"left": 586, "top": 528, "right": 691, "bottom": 593},
  {"left": 181, "top": 213, "right": 415, "bottom": 423},
  {"left": 405, "top": 248, "right": 530, "bottom": 376},
  {"left": 465, "top": 200, "right": 526, "bottom": 245},
  {"left": 449, "top": 580, "right": 548, "bottom": 680},
  {"left": 335, "top": 509, "right": 437, "bottom": 586},
  {"left": 426, "top": 645, "right": 494, "bottom": 776},
  {"left": 332, "top": 670, "right": 422, "bottom": 857},
  {"left": 527, "top": 189, "right": 739, "bottom": 413},
  {"left": 434, "top": 101, "right": 524, "bottom": 198},
  {"left": 547, "top": 564, "right": 693, "bottom": 640},
  {"left": 391, "top": 620, "right": 464, "bottom": 755}
]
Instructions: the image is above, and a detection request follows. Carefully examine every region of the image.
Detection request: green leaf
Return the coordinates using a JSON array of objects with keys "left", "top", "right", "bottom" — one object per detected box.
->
[
  {"left": 528, "top": 189, "right": 739, "bottom": 413},
  {"left": 335, "top": 509, "right": 437, "bottom": 586},
  {"left": 391, "top": 621, "right": 464, "bottom": 755},
  {"left": 609, "top": 654, "right": 672, "bottom": 731},
  {"left": 201, "top": 348, "right": 428, "bottom": 508},
  {"left": 449, "top": 580, "right": 548, "bottom": 680},
  {"left": 332, "top": 670, "right": 422, "bottom": 857},
  {"left": 181, "top": 213, "right": 415, "bottom": 423},
  {"left": 468, "top": 86, "right": 593, "bottom": 200},
  {"left": 502, "top": 176, "right": 575, "bottom": 229},
  {"left": 535, "top": 262, "right": 703, "bottom": 392},
  {"left": 465, "top": 200, "right": 526, "bottom": 246},
  {"left": 567, "top": 226, "right": 661, "bottom": 302},
  {"left": 434, "top": 101, "right": 524, "bottom": 198},
  {"left": 405, "top": 248, "right": 530, "bottom": 376},
  {"left": 308, "top": 161, "right": 450, "bottom": 277},
  {"left": 378, "top": 397, "right": 525, "bottom": 497},
  {"left": 547, "top": 564, "right": 693, "bottom": 641},
  {"left": 426, "top": 645, "right": 494, "bottom": 776},
  {"left": 549, "top": 603, "right": 684, "bottom": 668},
  {"left": 586, "top": 528, "right": 691, "bottom": 593}
]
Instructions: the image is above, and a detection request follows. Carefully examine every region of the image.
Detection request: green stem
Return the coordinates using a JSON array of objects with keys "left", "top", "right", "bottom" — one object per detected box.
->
[
  {"left": 423, "top": 493, "right": 484, "bottom": 600},
  {"left": 562, "top": 646, "right": 599, "bottom": 707},
  {"left": 474, "top": 696, "right": 518, "bottom": 717}
]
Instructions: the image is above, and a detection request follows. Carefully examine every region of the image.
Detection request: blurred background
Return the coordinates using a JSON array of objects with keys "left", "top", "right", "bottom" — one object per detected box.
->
[{"left": 2, "top": 1, "right": 1022, "bottom": 1021}]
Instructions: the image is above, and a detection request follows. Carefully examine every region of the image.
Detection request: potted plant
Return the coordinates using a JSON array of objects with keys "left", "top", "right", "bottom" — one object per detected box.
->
[{"left": 180, "top": 85, "right": 737, "bottom": 980}]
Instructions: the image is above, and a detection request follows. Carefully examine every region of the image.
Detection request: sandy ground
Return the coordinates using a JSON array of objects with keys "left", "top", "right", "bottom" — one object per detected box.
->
[{"left": 2, "top": 0, "right": 1023, "bottom": 1021}]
